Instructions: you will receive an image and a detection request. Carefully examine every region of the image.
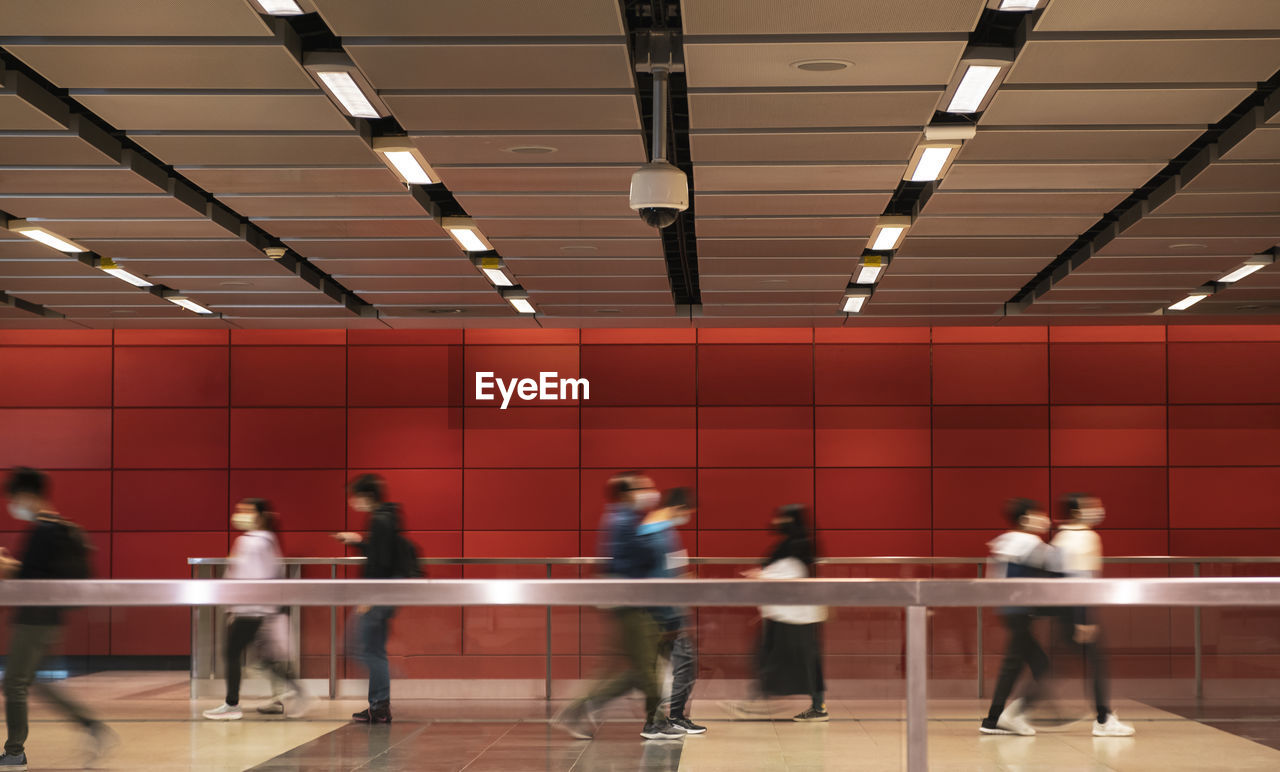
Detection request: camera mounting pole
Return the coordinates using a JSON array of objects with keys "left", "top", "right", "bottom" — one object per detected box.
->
[{"left": 634, "top": 30, "right": 684, "bottom": 164}]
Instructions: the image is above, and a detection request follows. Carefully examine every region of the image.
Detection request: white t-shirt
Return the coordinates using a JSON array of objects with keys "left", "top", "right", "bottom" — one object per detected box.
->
[
  {"left": 226, "top": 530, "right": 283, "bottom": 616},
  {"left": 758, "top": 556, "right": 827, "bottom": 625},
  {"left": 1051, "top": 524, "right": 1102, "bottom": 577}
]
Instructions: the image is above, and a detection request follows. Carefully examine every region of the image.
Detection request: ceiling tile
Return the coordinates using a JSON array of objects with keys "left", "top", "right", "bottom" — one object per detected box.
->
[
  {"left": 981, "top": 87, "right": 1252, "bottom": 126},
  {"left": 688, "top": 91, "right": 942, "bottom": 129}
]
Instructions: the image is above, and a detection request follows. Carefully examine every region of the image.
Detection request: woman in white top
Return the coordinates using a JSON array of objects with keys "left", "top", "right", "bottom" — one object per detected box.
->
[
  {"left": 203, "top": 499, "right": 308, "bottom": 720},
  {"left": 744, "top": 504, "right": 828, "bottom": 722}
]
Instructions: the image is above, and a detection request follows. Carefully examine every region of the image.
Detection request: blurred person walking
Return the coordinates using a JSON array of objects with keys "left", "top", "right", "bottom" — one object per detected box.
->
[
  {"left": 742, "top": 504, "right": 828, "bottom": 722},
  {"left": 980, "top": 498, "right": 1060, "bottom": 736},
  {"left": 1, "top": 467, "right": 114, "bottom": 770},
  {"left": 647, "top": 487, "right": 706, "bottom": 734},
  {"left": 1051, "top": 494, "right": 1134, "bottom": 737},
  {"left": 203, "top": 498, "right": 310, "bottom": 720},
  {"left": 335, "top": 473, "right": 421, "bottom": 724},
  {"left": 554, "top": 472, "right": 683, "bottom": 741}
]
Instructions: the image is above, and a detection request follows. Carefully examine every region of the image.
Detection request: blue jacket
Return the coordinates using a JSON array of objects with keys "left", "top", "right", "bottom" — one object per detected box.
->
[{"left": 598, "top": 504, "right": 661, "bottom": 579}]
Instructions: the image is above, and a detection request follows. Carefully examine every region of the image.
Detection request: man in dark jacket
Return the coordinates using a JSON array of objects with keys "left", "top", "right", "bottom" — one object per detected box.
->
[
  {"left": 336, "top": 473, "right": 409, "bottom": 723},
  {"left": 2, "top": 467, "right": 115, "bottom": 770}
]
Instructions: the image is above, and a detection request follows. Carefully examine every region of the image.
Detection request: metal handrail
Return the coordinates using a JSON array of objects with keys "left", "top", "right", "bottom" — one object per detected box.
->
[{"left": 186, "top": 555, "right": 1280, "bottom": 566}]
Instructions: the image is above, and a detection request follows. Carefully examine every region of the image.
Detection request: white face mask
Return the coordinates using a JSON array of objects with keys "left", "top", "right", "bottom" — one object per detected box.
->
[
  {"left": 632, "top": 490, "right": 661, "bottom": 513},
  {"left": 1076, "top": 507, "right": 1105, "bottom": 526},
  {"left": 231, "top": 512, "right": 258, "bottom": 531},
  {"left": 1020, "top": 513, "right": 1050, "bottom": 535},
  {"left": 7, "top": 502, "right": 35, "bottom": 522}
]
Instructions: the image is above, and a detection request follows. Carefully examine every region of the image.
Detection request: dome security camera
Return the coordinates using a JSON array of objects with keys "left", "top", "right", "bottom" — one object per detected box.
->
[{"left": 629, "top": 161, "right": 688, "bottom": 229}]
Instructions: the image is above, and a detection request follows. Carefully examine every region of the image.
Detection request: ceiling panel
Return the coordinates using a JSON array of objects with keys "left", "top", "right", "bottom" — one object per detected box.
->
[
  {"left": 0, "top": 136, "right": 119, "bottom": 166},
  {"left": 0, "top": 194, "right": 203, "bottom": 219},
  {"left": 308, "top": 258, "right": 478, "bottom": 277},
  {"left": 339, "top": 276, "right": 490, "bottom": 292},
  {"left": 72, "top": 94, "right": 353, "bottom": 132},
  {"left": 112, "top": 258, "right": 305, "bottom": 278},
  {"left": 876, "top": 274, "right": 1028, "bottom": 291},
  {"left": 134, "top": 135, "right": 376, "bottom": 167},
  {"left": 981, "top": 88, "right": 1252, "bottom": 126},
  {"left": 1078, "top": 255, "right": 1248, "bottom": 274},
  {"left": 1094, "top": 236, "right": 1280, "bottom": 256},
  {"left": 695, "top": 217, "right": 876, "bottom": 238},
  {"left": 347, "top": 291, "right": 506, "bottom": 306},
  {"left": 215, "top": 194, "right": 427, "bottom": 218},
  {"left": 895, "top": 237, "right": 1074, "bottom": 258},
  {"left": 17, "top": 218, "right": 237, "bottom": 239},
  {"left": 1036, "top": 0, "right": 1280, "bottom": 32},
  {"left": 454, "top": 193, "right": 633, "bottom": 218},
  {"left": 256, "top": 217, "right": 445, "bottom": 239},
  {"left": 413, "top": 135, "right": 645, "bottom": 166},
  {"left": 0, "top": 94, "right": 67, "bottom": 130},
  {"left": 179, "top": 168, "right": 404, "bottom": 194},
  {"left": 924, "top": 191, "right": 1129, "bottom": 215},
  {"left": 1007, "top": 39, "right": 1280, "bottom": 85},
  {"left": 529, "top": 291, "right": 674, "bottom": 306},
  {"left": 1181, "top": 163, "right": 1280, "bottom": 192},
  {"left": 7, "top": 44, "right": 313, "bottom": 89},
  {"left": 688, "top": 91, "right": 942, "bottom": 129},
  {"left": 959, "top": 129, "right": 1200, "bottom": 163},
  {"left": 0, "top": 168, "right": 164, "bottom": 194},
  {"left": 0, "top": 0, "right": 273, "bottom": 36},
  {"left": 312, "top": 0, "right": 625, "bottom": 36},
  {"left": 385, "top": 94, "right": 640, "bottom": 132},
  {"left": 1054, "top": 272, "right": 1220, "bottom": 290},
  {"left": 1123, "top": 215, "right": 1280, "bottom": 238},
  {"left": 693, "top": 164, "right": 901, "bottom": 192},
  {"left": 888, "top": 256, "right": 1051, "bottom": 276},
  {"left": 700, "top": 275, "right": 848, "bottom": 291},
  {"left": 1221, "top": 128, "right": 1280, "bottom": 160},
  {"left": 492, "top": 238, "right": 661, "bottom": 258},
  {"left": 871, "top": 289, "right": 1013, "bottom": 304},
  {"left": 522, "top": 276, "right": 672, "bottom": 292},
  {"left": 472, "top": 218, "right": 654, "bottom": 238},
  {"left": 281, "top": 238, "right": 460, "bottom": 258},
  {"left": 911, "top": 215, "right": 1099, "bottom": 237},
  {"left": 1146, "top": 191, "right": 1280, "bottom": 216},
  {"left": 689, "top": 131, "right": 918, "bottom": 163},
  {"left": 694, "top": 192, "right": 892, "bottom": 216},
  {"left": 685, "top": 41, "right": 966, "bottom": 88},
  {"left": 501, "top": 258, "right": 666, "bottom": 276},
  {"left": 941, "top": 162, "right": 1164, "bottom": 190},
  {"left": 79, "top": 239, "right": 266, "bottom": 259},
  {"left": 436, "top": 166, "right": 634, "bottom": 193},
  {"left": 699, "top": 257, "right": 861, "bottom": 275},
  {"left": 347, "top": 44, "right": 633, "bottom": 89},
  {"left": 682, "top": 0, "right": 985, "bottom": 34},
  {"left": 698, "top": 238, "right": 861, "bottom": 258}
]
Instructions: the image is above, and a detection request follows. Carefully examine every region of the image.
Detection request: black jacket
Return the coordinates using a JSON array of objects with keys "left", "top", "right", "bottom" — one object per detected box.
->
[{"left": 357, "top": 503, "right": 402, "bottom": 579}]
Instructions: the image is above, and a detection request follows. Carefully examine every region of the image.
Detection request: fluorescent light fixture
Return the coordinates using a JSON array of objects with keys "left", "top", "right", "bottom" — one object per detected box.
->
[
  {"left": 855, "top": 253, "right": 889, "bottom": 285},
  {"left": 250, "top": 0, "right": 304, "bottom": 14},
  {"left": 941, "top": 48, "right": 1014, "bottom": 115},
  {"left": 867, "top": 216, "right": 912, "bottom": 252},
  {"left": 1168, "top": 293, "right": 1209, "bottom": 311},
  {"left": 371, "top": 138, "right": 437, "bottom": 185},
  {"left": 905, "top": 143, "right": 961, "bottom": 182},
  {"left": 948, "top": 65, "right": 1001, "bottom": 113},
  {"left": 843, "top": 287, "right": 872, "bottom": 314},
  {"left": 472, "top": 255, "right": 515, "bottom": 287},
  {"left": 501, "top": 288, "right": 536, "bottom": 314},
  {"left": 1218, "top": 254, "right": 1274, "bottom": 284},
  {"left": 167, "top": 296, "right": 214, "bottom": 315},
  {"left": 6, "top": 220, "right": 87, "bottom": 253},
  {"left": 442, "top": 217, "right": 493, "bottom": 253},
  {"left": 98, "top": 258, "right": 152, "bottom": 288},
  {"left": 303, "top": 53, "right": 389, "bottom": 119},
  {"left": 991, "top": 0, "right": 1042, "bottom": 10}
]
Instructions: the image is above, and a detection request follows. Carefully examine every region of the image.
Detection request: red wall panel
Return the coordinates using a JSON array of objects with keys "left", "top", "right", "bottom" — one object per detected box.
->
[
  {"left": 112, "top": 470, "right": 228, "bottom": 531},
  {"left": 463, "top": 469, "right": 579, "bottom": 530},
  {"left": 1051, "top": 405, "right": 1167, "bottom": 467},
  {"left": 815, "top": 406, "right": 931, "bottom": 467},
  {"left": 1169, "top": 405, "right": 1280, "bottom": 466},
  {"left": 697, "top": 468, "right": 813, "bottom": 530},
  {"left": 814, "top": 344, "right": 931, "bottom": 405},
  {"left": 1170, "top": 467, "right": 1280, "bottom": 529},
  {"left": 347, "top": 407, "right": 463, "bottom": 468},
  {"left": 697, "top": 344, "right": 813, "bottom": 405},
  {"left": 111, "top": 531, "right": 227, "bottom": 655},
  {"left": 579, "top": 344, "right": 696, "bottom": 405},
  {"left": 932, "top": 405, "right": 1048, "bottom": 467},
  {"left": 1050, "top": 343, "right": 1166, "bottom": 404},
  {"left": 1050, "top": 467, "right": 1169, "bottom": 530},
  {"left": 815, "top": 468, "right": 931, "bottom": 530},
  {"left": 0, "top": 408, "right": 112, "bottom": 469},
  {"left": 932, "top": 467, "right": 1051, "bottom": 531},
  {"left": 113, "top": 345, "right": 228, "bottom": 407},
  {"left": 230, "top": 407, "right": 346, "bottom": 469},
  {"left": 932, "top": 343, "right": 1047, "bottom": 405},
  {"left": 231, "top": 345, "right": 346, "bottom": 407},
  {"left": 113, "top": 408, "right": 226, "bottom": 469},
  {"left": 579, "top": 468, "right": 697, "bottom": 530},
  {"left": 0, "top": 347, "right": 112, "bottom": 407},
  {"left": 1169, "top": 341, "right": 1280, "bottom": 403},
  {"left": 464, "top": 406, "right": 579, "bottom": 468},
  {"left": 580, "top": 407, "right": 696, "bottom": 469},
  {"left": 230, "top": 469, "right": 347, "bottom": 532},
  {"left": 348, "top": 345, "right": 463, "bottom": 406},
  {"left": 40, "top": 470, "right": 111, "bottom": 532},
  {"left": 346, "top": 469, "right": 463, "bottom": 531},
  {"left": 698, "top": 406, "right": 813, "bottom": 467}
]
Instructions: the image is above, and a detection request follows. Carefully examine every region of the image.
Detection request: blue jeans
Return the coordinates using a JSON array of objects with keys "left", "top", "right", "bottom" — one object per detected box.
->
[
  {"left": 358, "top": 606, "right": 395, "bottom": 705},
  {"left": 666, "top": 629, "right": 698, "bottom": 718}
]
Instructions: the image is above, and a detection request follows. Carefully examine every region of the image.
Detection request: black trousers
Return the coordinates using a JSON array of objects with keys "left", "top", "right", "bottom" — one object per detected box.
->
[
  {"left": 1055, "top": 611, "right": 1111, "bottom": 722},
  {"left": 225, "top": 616, "right": 300, "bottom": 707},
  {"left": 985, "top": 613, "right": 1049, "bottom": 722}
]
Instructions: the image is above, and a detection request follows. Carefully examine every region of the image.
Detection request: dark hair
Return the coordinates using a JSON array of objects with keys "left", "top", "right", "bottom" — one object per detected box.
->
[
  {"left": 4, "top": 467, "right": 49, "bottom": 499},
  {"left": 1061, "top": 493, "right": 1091, "bottom": 519},
  {"left": 1005, "top": 498, "right": 1042, "bottom": 527},
  {"left": 767, "top": 503, "right": 817, "bottom": 570},
  {"left": 238, "top": 497, "right": 278, "bottom": 532},
  {"left": 348, "top": 473, "right": 386, "bottom": 503},
  {"left": 605, "top": 471, "right": 642, "bottom": 503}
]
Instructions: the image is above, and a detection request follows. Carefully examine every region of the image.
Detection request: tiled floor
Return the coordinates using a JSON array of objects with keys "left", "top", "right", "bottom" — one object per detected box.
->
[{"left": 13, "top": 673, "right": 1280, "bottom": 770}]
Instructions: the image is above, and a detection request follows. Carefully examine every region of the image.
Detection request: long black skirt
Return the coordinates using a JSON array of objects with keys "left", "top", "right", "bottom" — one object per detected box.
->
[{"left": 758, "top": 619, "right": 825, "bottom": 698}]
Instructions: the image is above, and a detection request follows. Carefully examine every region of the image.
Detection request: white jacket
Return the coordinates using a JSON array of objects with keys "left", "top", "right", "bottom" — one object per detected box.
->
[
  {"left": 226, "top": 530, "right": 283, "bottom": 616},
  {"left": 1051, "top": 524, "right": 1102, "bottom": 578},
  {"left": 758, "top": 557, "right": 828, "bottom": 625}
]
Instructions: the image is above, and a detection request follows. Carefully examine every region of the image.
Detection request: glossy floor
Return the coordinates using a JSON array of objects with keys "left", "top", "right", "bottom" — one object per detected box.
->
[{"left": 13, "top": 673, "right": 1280, "bottom": 770}]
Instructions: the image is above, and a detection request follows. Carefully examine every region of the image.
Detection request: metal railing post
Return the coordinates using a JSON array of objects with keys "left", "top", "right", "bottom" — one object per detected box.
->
[
  {"left": 189, "top": 563, "right": 199, "bottom": 699},
  {"left": 906, "top": 605, "right": 928, "bottom": 772},
  {"left": 545, "top": 562, "right": 553, "bottom": 701},
  {"left": 329, "top": 563, "right": 338, "bottom": 700},
  {"left": 1194, "top": 561, "right": 1202, "bottom": 700},
  {"left": 976, "top": 562, "right": 985, "bottom": 699}
]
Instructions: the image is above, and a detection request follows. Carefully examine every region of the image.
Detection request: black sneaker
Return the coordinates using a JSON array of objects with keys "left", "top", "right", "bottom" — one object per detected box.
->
[
  {"left": 640, "top": 719, "right": 686, "bottom": 740},
  {"left": 352, "top": 702, "right": 392, "bottom": 724},
  {"left": 0, "top": 752, "right": 27, "bottom": 770},
  {"left": 670, "top": 716, "right": 707, "bottom": 734},
  {"left": 793, "top": 707, "right": 830, "bottom": 722}
]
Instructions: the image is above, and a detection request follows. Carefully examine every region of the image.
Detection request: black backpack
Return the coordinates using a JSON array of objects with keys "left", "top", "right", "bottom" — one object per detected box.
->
[
  {"left": 395, "top": 532, "right": 424, "bottom": 578},
  {"left": 48, "top": 518, "right": 92, "bottom": 580}
]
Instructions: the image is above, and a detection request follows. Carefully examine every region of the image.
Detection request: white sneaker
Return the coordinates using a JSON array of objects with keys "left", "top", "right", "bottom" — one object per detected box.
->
[
  {"left": 981, "top": 699, "right": 1035, "bottom": 736},
  {"left": 1093, "top": 713, "right": 1135, "bottom": 737},
  {"left": 283, "top": 691, "right": 314, "bottom": 719},
  {"left": 202, "top": 703, "right": 243, "bottom": 721}
]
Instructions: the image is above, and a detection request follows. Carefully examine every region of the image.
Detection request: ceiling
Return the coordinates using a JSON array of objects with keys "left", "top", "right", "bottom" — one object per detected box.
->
[{"left": 0, "top": 0, "right": 1278, "bottom": 330}]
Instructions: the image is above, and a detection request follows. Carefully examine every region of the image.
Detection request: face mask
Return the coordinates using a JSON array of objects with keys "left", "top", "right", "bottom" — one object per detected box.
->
[
  {"left": 670, "top": 508, "right": 691, "bottom": 527},
  {"left": 7, "top": 503, "right": 35, "bottom": 522},
  {"left": 1020, "top": 513, "right": 1050, "bottom": 535},
  {"left": 1076, "top": 507, "right": 1105, "bottom": 526},
  {"left": 632, "top": 490, "right": 660, "bottom": 512},
  {"left": 231, "top": 512, "right": 258, "bottom": 531}
]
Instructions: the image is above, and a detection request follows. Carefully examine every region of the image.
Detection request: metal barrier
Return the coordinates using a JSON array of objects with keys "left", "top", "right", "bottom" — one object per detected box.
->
[
  {"left": 188, "top": 555, "right": 1280, "bottom": 705},
  {"left": 8, "top": 573, "right": 1280, "bottom": 772}
]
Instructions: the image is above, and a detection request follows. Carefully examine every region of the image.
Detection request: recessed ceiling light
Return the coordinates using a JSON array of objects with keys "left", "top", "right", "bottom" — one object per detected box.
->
[
  {"left": 372, "top": 139, "right": 437, "bottom": 185},
  {"left": 6, "top": 220, "right": 88, "bottom": 253},
  {"left": 249, "top": 0, "right": 304, "bottom": 15},
  {"left": 1169, "top": 292, "right": 1210, "bottom": 311},
  {"left": 441, "top": 217, "right": 493, "bottom": 253},
  {"left": 790, "top": 59, "right": 853, "bottom": 72},
  {"left": 503, "top": 145, "right": 558, "bottom": 154}
]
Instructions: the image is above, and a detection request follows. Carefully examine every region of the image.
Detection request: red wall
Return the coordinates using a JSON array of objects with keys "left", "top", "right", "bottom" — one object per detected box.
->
[{"left": 1, "top": 325, "right": 1278, "bottom": 681}]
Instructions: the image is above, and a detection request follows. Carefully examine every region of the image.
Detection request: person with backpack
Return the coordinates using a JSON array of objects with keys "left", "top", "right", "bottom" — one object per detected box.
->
[
  {"left": 335, "top": 474, "right": 420, "bottom": 723},
  {"left": 1, "top": 467, "right": 115, "bottom": 770},
  {"left": 203, "top": 499, "right": 310, "bottom": 721}
]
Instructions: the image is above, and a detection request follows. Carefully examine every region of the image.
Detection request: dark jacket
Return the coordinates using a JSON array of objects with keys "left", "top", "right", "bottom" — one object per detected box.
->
[{"left": 357, "top": 503, "right": 402, "bottom": 579}]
